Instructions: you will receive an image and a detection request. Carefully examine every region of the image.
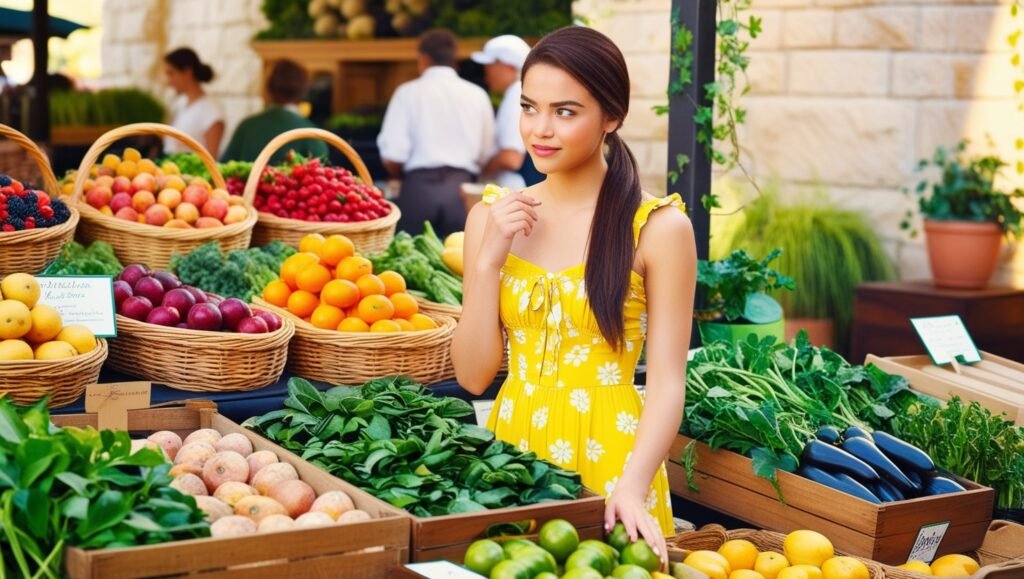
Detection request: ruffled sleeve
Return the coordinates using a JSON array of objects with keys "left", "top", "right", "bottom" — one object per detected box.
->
[{"left": 633, "top": 194, "right": 686, "bottom": 247}]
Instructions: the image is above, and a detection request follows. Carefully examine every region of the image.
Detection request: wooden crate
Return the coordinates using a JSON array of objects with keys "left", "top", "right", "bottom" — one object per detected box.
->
[
  {"left": 668, "top": 435, "right": 995, "bottom": 565},
  {"left": 54, "top": 401, "right": 410, "bottom": 579},
  {"left": 866, "top": 353, "right": 1024, "bottom": 426}
]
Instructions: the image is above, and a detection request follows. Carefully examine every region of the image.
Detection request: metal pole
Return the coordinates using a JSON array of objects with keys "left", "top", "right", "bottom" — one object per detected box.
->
[{"left": 30, "top": 0, "right": 50, "bottom": 142}]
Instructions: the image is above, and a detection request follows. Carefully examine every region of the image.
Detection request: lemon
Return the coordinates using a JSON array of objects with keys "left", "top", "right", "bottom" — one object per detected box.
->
[
  {"left": 34, "top": 341, "right": 78, "bottom": 360},
  {"left": 777, "top": 567, "right": 812, "bottom": 579},
  {"left": 784, "top": 530, "right": 834, "bottom": 567},
  {"left": 821, "top": 557, "right": 868, "bottom": 579},
  {"left": 754, "top": 551, "right": 791, "bottom": 579},
  {"left": 685, "top": 550, "right": 731, "bottom": 579},
  {"left": 719, "top": 539, "right": 760, "bottom": 571},
  {"left": 25, "top": 304, "right": 63, "bottom": 344},
  {"left": 731, "top": 571, "right": 767, "bottom": 579},
  {"left": 930, "top": 554, "right": 979, "bottom": 577},
  {"left": 896, "top": 561, "right": 932, "bottom": 574},
  {"left": 0, "top": 339, "right": 33, "bottom": 361},
  {"left": 0, "top": 299, "right": 32, "bottom": 339},
  {"left": 57, "top": 325, "right": 96, "bottom": 354},
  {"left": 0, "top": 273, "right": 40, "bottom": 307}
]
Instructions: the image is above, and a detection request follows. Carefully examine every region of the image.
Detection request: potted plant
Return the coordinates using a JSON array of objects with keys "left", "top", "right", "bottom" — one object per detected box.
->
[
  {"left": 696, "top": 248, "right": 795, "bottom": 345},
  {"left": 903, "top": 141, "right": 1024, "bottom": 289}
]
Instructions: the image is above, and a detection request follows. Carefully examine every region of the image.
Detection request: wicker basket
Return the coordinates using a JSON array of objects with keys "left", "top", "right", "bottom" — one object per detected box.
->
[
  {"left": 70, "top": 123, "right": 257, "bottom": 271},
  {"left": 668, "top": 525, "right": 886, "bottom": 579},
  {"left": 105, "top": 302, "right": 295, "bottom": 393},
  {"left": 252, "top": 296, "right": 455, "bottom": 385},
  {"left": 0, "top": 339, "right": 108, "bottom": 408},
  {"left": 0, "top": 123, "right": 79, "bottom": 276},
  {"left": 243, "top": 128, "right": 400, "bottom": 253},
  {"left": 416, "top": 298, "right": 462, "bottom": 321}
]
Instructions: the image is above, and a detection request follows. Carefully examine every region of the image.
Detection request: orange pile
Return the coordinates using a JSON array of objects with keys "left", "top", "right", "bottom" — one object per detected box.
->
[{"left": 261, "top": 233, "right": 438, "bottom": 333}]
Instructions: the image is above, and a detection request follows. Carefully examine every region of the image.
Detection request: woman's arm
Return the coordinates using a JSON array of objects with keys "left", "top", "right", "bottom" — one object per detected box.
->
[
  {"left": 205, "top": 121, "right": 225, "bottom": 158},
  {"left": 605, "top": 206, "right": 696, "bottom": 560}
]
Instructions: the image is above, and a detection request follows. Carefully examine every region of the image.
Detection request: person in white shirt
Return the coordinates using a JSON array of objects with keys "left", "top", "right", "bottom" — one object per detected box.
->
[
  {"left": 377, "top": 29, "right": 495, "bottom": 237},
  {"left": 472, "top": 35, "right": 532, "bottom": 190},
  {"left": 163, "top": 48, "right": 225, "bottom": 157}
]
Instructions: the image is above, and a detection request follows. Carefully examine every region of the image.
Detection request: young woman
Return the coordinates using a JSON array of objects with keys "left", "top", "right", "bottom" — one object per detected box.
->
[
  {"left": 163, "top": 48, "right": 224, "bottom": 157},
  {"left": 451, "top": 26, "right": 697, "bottom": 560}
]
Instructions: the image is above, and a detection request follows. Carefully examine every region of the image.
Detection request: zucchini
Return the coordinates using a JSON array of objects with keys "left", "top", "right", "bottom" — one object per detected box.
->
[
  {"left": 802, "top": 440, "right": 880, "bottom": 482},
  {"left": 872, "top": 431, "right": 935, "bottom": 473},
  {"left": 797, "top": 465, "right": 881, "bottom": 503},
  {"left": 841, "top": 437, "right": 919, "bottom": 494}
]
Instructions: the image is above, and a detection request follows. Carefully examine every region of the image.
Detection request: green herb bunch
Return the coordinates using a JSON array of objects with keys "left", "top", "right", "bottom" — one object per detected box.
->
[
  {"left": 696, "top": 248, "right": 795, "bottom": 323},
  {"left": 43, "top": 241, "right": 123, "bottom": 277}
]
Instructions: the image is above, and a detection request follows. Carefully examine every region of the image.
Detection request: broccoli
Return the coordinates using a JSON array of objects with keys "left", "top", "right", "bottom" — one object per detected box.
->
[{"left": 172, "top": 242, "right": 294, "bottom": 301}]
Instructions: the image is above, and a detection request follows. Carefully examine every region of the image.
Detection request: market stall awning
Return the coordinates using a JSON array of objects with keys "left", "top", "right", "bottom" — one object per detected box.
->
[{"left": 0, "top": 6, "right": 88, "bottom": 39}]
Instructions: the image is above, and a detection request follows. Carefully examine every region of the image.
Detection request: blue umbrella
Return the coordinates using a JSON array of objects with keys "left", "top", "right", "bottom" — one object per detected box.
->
[{"left": 0, "top": 7, "right": 89, "bottom": 39}]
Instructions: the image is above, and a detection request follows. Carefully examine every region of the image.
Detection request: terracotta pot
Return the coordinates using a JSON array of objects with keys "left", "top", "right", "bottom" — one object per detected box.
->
[
  {"left": 924, "top": 219, "right": 1003, "bottom": 289},
  {"left": 785, "top": 318, "right": 835, "bottom": 349}
]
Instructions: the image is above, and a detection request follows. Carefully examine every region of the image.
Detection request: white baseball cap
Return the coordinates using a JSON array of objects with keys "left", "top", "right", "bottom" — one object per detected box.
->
[{"left": 471, "top": 35, "right": 531, "bottom": 70}]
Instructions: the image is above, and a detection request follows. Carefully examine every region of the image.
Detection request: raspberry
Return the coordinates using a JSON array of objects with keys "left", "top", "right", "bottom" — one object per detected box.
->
[{"left": 1, "top": 224, "right": 14, "bottom": 232}]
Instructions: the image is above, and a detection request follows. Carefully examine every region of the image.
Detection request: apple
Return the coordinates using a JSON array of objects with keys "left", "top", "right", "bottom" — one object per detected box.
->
[
  {"left": 118, "top": 264, "right": 151, "bottom": 286},
  {"left": 134, "top": 276, "right": 166, "bottom": 305},
  {"left": 157, "top": 188, "right": 182, "bottom": 209},
  {"left": 132, "top": 173, "right": 157, "bottom": 193},
  {"left": 115, "top": 206, "right": 140, "bottom": 222},
  {"left": 146, "top": 306, "right": 181, "bottom": 327},
  {"left": 164, "top": 219, "right": 192, "bottom": 229},
  {"left": 218, "top": 298, "right": 252, "bottom": 331},
  {"left": 187, "top": 303, "right": 223, "bottom": 331},
  {"left": 201, "top": 198, "right": 229, "bottom": 221},
  {"left": 145, "top": 204, "right": 173, "bottom": 226},
  {"left": 252, "top": 310, "right": 282, "bottom": 332},
  {"left": 110, "top": 192, "right": 133, "bottom": 213},
  {"left": 112, "top": 176, "right": 133, "bottom": 195},
  {"left": 120, "top": 296, "right": 154, "bottom": 321},
  {"left": 195, "top": 217, "right": 223, "bottom": 228},
  {"left": 132, "top": 191, "right": 156, "bottom": 213},
  {"left": 237, "top": 317, "right": 269, "bottom": 334},
  {"left": 223, "top": 205, "right": 248, "bottom": 225},
  {"left": 113, "top": 280, "right": 133, "bottom": 308},
  {"left": 176, "top": 202, "right": 200, "bottom": 224},
  {"left": 182, "top": 185, "right": 209, "bottom": 208},
  {"left": 86, "top": 186, "right": 113, "bottom": 210}
]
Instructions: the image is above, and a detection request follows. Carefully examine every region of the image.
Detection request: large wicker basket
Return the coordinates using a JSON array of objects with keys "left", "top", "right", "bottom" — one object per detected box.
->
[
  {"left": 105, "top": 301, "right": 294, "bottom": 393},
  {"left": 252, "top": 296, "right": 455, "bottom": 385},
  {"left": 243, "top": 128, "right": 399, "bottom": 253},
  {"left": 0, "top": 123, "right": 79, "bottom": 276},
  {"left": 416, "top": 298, "right": 462, "bottom": 321},
  {"left": 0, "top": 339, "right": 108, "bottom": 408},
  {"left": 668, "top": 525, "right": 886, "bottom": 579},
  {"left": 70, "top": 123, "right": 257, "bottom": 271}
]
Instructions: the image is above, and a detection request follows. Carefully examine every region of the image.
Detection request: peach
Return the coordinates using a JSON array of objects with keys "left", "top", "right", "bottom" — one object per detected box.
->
[
  {"left": 137, "top": 214, "right": 147, "bottom": 224},
  {"left": 144, "top": 204, "right": 173, "bottom": 226},
  {"left": 224, "top": 205, "right": 248, "bottom": 225},
  {"left": 157, "top": 188, "right": 182, "bottom": 209},
  {"left": 95, "top": 175, "right": 115, "bottom": 189},
  {"left": 195, "top": 217, "right": 223, "bottom": 228},
  {"left": 251, "top": 462, "right": 298, "bottom": 495},
  {"left": 257, "top": 514, "right": 295, "bottom": 534},
  {"left": 170, "top": 473, "right": 208, "bottom": 496},
  {"left": 202, "top": 451, "right": 250, "bottom": 492},
  {"left": 164, "top": 219, "right": 193, "bottom": 229},
  {"left": 132, "top": 191, "right": 156, "bottom": 213},
  {"left": 182, "top": 185, "right": 209, "bottom": 208},
  {"left": 110, "top": 192, "right": 133, "bottom": 213},
  {"left": 174, "top": 441, "right": 216, "bottom": 469},
  {"left": 164, "top": 174, "right": 187, "bottom": 191},
  {"left": 100, "top": 206, "right": 114, "bottom": 217},
  {"left": 267, "top": 479, "right": 316, "bottom": 518},
  {"left": 295, "top": 512, "right": 335, "bottom": 528},
  {"left": 213, "top": 481, "right": 257, "bottom": 507},
  {"left": 201, "top": 198, "right": 229, "bottom": 221},
  {"left": 227, "top": 195, "right": 246, "bottom": 207},
  {"left": 147, "top": 430, "right": 183, "bottom": 461},
  {"left": 210, "top": 515, "right": 257, "bottom": 538},
  {"left": 111, "top": 176, "right": 133, "bottom": 195},
  {"left": 175, "top": 202, "right": 200, "bottom": 224},
  {"left": 96, "top": 166, "right": 115, "bottom": 178},
  {"left": 214, "top": 432, "right": 253, "bottom": 456},
  {"left": 169, "top": 463, "right": 202, "bottom": 478},
  {"left": 189, "top": 177, "right": 211, "bottom": 189},
  {"left": 309, "top": 490, "right": 354, "bottom": 521},
  {"left": 337, "top": 509, "right": 372, "bottom": 524},
  {"left": 132, "top": 172, "right": 156, "bottom": 193},
  {"left": 86, "top": 186, "right": 113, "bottom": 209},
  {"left": 246, "top": 450, "right": 278, "bottom": 479},
  {"left": 210, "top": 188, "right": 230, "bottom": 202},
  {"left": 184, "top": 428, "right": 222, "bottom": 446},
  {"left": 235, "top": 495, "right": 288, "bottom": 523},
  {"left": 194, "top": 496, "right": 233, "bottom": 522}
]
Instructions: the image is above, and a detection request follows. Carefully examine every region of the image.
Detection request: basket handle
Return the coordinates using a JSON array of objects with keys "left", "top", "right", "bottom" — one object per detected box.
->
[
  {"left": 70, "top": 122, "right": 226, "bottom": 203},
  {"left": 0, "top": 123, "right": 61, "bottom": 198},
  {"left": 241, "top": 128, "right": 374, "bottom": 206}
]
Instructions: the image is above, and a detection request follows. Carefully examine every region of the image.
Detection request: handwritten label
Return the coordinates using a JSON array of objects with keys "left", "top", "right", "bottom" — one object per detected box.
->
[
  {"left": 472, "top": 400, "right": 495, "bottom": 428},
  {"left": 907, "top": 521, "right": 950, "bottom": 564},
  {"left": 85, "top": 382, "right": 152, "bottom": 431},
  {"left": 36, "top": 276, "right": 117, "bottom": 337},
  {"left": 910, "top": 315, "right": 982, "bottom": 366},
  {"left": 403, "top": 561, "right": 485, "bottom": 578}
]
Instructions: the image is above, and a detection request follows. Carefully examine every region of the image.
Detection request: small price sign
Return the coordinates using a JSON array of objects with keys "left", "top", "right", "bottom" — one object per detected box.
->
[
  {"left": 906, "top": 521, "right": 950, "bottom": 564},
  {"left": 403, "top": 561, "right": 485, "bottom": 578},
  {"left": 910, "top": 315, "right": 982, "bottom": 366}
]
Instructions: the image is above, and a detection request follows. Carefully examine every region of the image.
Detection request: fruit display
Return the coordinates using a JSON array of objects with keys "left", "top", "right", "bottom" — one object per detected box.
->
[
  {"left": 0, "top": 272, "right": 98, "bottom": 361},
  {"left": 253, "top": 156, "right": 391, "bottom": 224},
  {"left": 115, "top": 264, "right": 282, "bottom": 333},
  {"left": 369, "top": 221, "right": 464, "bottom": 305},
  {"left": 260, "top": 233, "right": 438, "bottom": 332},
  {"left": 42, "top": 240, "right": 123, "bottom": 276},
  {"left": 153, "top": 426, "right": 373, "bottom": 537},
  {"left": 170, "top": 241, "right": 296, "bottom": 302},
  {"left": 159, "top": 152, "right": 253, "bottom": 197},
  {"left": 896, "top": 554, "right": 981, "bottom": 577},
  {"left": 0, "top": 174, "right": 73, "bottom": 232},
  {"left": 68, "top": 147, "right": 249, "bottom": 229}
]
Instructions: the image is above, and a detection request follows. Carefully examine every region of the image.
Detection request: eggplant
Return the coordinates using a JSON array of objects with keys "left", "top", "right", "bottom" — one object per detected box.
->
[
  {"left": 872, "top": 431, "right": 935, "bottom": 472},
  {"left": 841, "top": 437, "right": 919, "bottom": 495},
  {"left": 925, "top": 476, "right": 967, "bottom": 496},
  {"left": 872, "top": 479, "right": 906, "bottom": 502},
  {"left": 798, "top": 465, "right": 881, "bottom": 504},
  {"left": 815, "top": 426, "right": 842, "bottom": 444},
  {"left": 906, "top": 469, "right": 924, "bottom": 491},
  {"left": 832, "top": 472, "right": 884, "bottom": 504},
  {"left": 843, "top": 426, "right": 873, "bottom": 441},
  {"left": 802, "top": 440, "right": 880, "bottom": 482}
]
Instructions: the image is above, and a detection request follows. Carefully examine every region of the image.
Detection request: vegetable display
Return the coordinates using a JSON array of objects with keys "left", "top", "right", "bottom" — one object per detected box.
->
[
  {"left": 170, "top": 241, "right": 296, "bottom": 303},
  {"left": 42, "top": 241, "right": 123, "bottom": 277},
  {"left": 696, "top": 248, "right": 795, "bottom": 324},
  {"left": 369, "top": 222, "right": 463, "bottom": 305},
  {"left": 245, "top": 377, "right": 583, "bottom": 517},
  {"left": 0, "top": 397, "right": 209, "bottom": 578}
]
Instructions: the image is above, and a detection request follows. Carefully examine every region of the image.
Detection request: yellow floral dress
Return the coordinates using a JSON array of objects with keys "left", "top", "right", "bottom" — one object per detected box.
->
[{"left": 483, "top": 188, "right": 685, "bottom": 535}]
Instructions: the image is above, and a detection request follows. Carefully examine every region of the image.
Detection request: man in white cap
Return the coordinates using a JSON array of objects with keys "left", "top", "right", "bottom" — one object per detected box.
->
[{"left": 472, "top": 34, "right": 532, "bottom": 190}]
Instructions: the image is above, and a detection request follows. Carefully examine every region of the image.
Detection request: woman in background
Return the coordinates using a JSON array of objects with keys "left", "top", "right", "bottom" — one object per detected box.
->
[{"left": 163, "top": 48, "right": 224, "bottom": 156}]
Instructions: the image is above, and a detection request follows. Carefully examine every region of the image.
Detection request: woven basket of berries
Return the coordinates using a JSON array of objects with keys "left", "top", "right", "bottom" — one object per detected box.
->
[
  {"left": 0, "top": 124, "right": 79, "bottom": 277},
  {"left": 68, "top": 123, "right": 257, "bottom": 271},
  {"left": 243, "top": 128, "right": 399, "bottom": 253}
]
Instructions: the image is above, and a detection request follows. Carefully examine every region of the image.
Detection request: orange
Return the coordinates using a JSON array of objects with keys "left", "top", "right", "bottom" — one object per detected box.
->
[
  {"left": 377, "top": 270, "right": 406, "bottom": 296},
  {"left": 319, "top": 235, "right": 355, "bottom": 267},
  {"left": 296, "top": 264, "right": 332, "bottom": 293},
  {"left": 338, "top": 317, "right": 370, "bottom": 332},
  {"left": 281, "top": 253, "right": 320, "bottom": 290},
  {"left": 355, "top": 274, "right": 386, "bottom": 298},
  {"left": 310, "top": 304, "right": 345, "bottom": 330},
  {"left": 321, "top": 279, "right": 360, "bottom": 308},
  {"left": 357, "top": 295, "right": 395, "bottom": 324},
  {"left": 389, "top": 292, "right": 419, "bottom": 319},
  {"left": 408, "top": 313, "right": 437, "bottom": 331},
  {"left": 299, "top": 233, "right": 326, "bottom": 255},
  {"left": 370, "top": 319, "right": 401, "bottom": 333},
  {"left": 345, "top": 306, "right": 360, "bottom": 319},
  {"left": 262, "top": 280, "right": 292, "bottom": 308},
  {"left": 394, "top": 318, "right": 415, "bottom": 332},
  {"left": 287, "top": 290, "right": 319, "bottom": 318},
  {"left": 336, "top": 256, "right": 373, "bottom": 282}
]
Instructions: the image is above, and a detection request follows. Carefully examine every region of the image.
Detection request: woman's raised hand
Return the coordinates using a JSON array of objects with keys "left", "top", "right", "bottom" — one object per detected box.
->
[{"left": 478, "top": 191, "right": 541, "bottom": 271}]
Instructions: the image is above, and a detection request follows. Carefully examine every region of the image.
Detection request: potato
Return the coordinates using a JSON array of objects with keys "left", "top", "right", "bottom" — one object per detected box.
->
[{"left": 210, "top": 515, "right": 257, "bottom": 538}]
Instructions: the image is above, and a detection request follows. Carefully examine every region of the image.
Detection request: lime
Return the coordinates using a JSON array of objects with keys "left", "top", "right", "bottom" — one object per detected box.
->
[
  {"left": 612, "top": 564, "right": 654, "bottom": 579},
  {"left": 514, "top": 548, "right": 557, "bottom": 576},
  {"left": 489, "top": 559, "right": 530, "bottom": 579},
  {"left": 535, "top": 573, "right": 559, "bottom": 579},
  {"left": 607, "top": 522, "right": 631, "bottom": 553},
  {"left": 566, "top": 547, "right": 614, "bottom": 576},
  {"left": 538, "top": 518, "right": 580, "bottom": 563},
  {"left": 621, "top": 541, "right": 660, "bottom": 573},
  {"left": 502, "top": 539, "right": 538, "bottom": 559},
  {"left": 561, "top": 568, "right": 604, "bottom": 579},
  {"left": 464, "top": 539, "right": 505, "bottom": 576},
  {"left": 579, "top": 539, "right": 620, "bottom": 564}
]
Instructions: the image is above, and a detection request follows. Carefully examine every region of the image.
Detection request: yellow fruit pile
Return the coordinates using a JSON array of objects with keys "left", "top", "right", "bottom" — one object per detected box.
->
[
  {"left": 681, "top": 531, "right": 869, "bottom": 579},
  {"left": 260, "top": 233, "right": 439, "bottom": 333},
  {"left": 0, "top": 274, "right": 97, "bottom": 361},
  {"left": 898, "top": 554, "right": 980, "bottom": 576}
]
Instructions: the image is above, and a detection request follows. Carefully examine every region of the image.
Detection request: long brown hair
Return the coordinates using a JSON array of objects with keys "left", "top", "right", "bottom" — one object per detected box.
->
[{"left": 522, "top": 27, "right": 641, "bottom": 348}]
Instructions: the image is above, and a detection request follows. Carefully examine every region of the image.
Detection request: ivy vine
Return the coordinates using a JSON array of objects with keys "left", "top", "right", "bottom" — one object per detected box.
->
[{"left": 1011, "top": 1, "right": 1024, "bottom": 175}]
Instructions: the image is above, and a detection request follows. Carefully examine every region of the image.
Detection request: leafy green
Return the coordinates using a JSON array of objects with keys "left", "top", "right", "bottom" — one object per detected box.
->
[
  {"left": 157, "top": 153, "right": 254, "bottom": 182},
  {"left": 42, "top": 241, "right": 123, "bottom": 277},
  {"left": 697, "top": 249, "right": 795, "bottom": 323},
  {"left": 244, "top": 377, "right": 582, "bottom": 517},
  {"left": 49, "top": 89, "right": 165, "bottom": 127},
  {"left": 169, "top": 241, "right": 296, "bottom": 301},
  {"left": 369, "top": 223, "right": 462, "bottom": 305}
]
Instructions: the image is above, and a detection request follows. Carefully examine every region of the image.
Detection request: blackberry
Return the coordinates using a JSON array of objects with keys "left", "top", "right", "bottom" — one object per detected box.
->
[
  {"left": 51, "top": 199, "right": 72, "bottom": 224},
  {"left": 5, "top": 217, "right": 24, "bottom": 230},
  {"left": 5, "top": 195, "right": 31, "bottom": 220},
  {"left": 0, "top": 174, "right": 11, "bottom": 187}
]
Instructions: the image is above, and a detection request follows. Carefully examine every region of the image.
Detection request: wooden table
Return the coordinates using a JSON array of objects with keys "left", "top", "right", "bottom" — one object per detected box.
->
[{"left": 851, "top": 281, "right": 1024, "bottom": 364}]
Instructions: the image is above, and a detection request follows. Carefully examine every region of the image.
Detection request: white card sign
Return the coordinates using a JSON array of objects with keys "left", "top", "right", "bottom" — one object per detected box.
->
[
  {"left": 906, "top": 521, "right": 950, "bottom": 564},
  {"left": 910, "top": 315, "right": 982, "bottom": 366},
  {"left": 403, "top": 561, "right": 485, "bottom": 578},
  {"left": 472, "top": 400, "right": 495, "bottom": 427},
  {"left": 36, "top": 276, "right": 117, "bottom": 337}
]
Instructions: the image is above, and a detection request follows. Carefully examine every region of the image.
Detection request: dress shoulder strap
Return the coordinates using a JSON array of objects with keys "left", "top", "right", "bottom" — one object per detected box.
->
[{"left": 633, "top": 193, "right": 686, "bottom": 247}]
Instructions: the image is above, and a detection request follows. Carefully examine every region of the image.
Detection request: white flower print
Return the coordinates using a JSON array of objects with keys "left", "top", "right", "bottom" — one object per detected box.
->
[
  {"left": 518, "top": 290, "right": 531, "bottom": 313},
  {"left": 549, "top": 439, "right": 573, "bottom": 465},
  {"left": 570, "top": 389, "right": 591, "bottom": 413},
  {"left": 564, "top": 345, "right": 591, "bottom": 367},
  {"left": 524, "top": 382, "right": 536, "bottom": 397},
  {"left": 513, "top": 278, "right": 526, "bottom": 294},
  {"left": 640, "top": 312, "right": 648, "bottom": 335},
  {"left": 518, "top": 438, "right": 530, "bottom": 452},
  {"left": 513, "top": 329, "right": 527, "bottom": 344},
  {"left": 604, "top": 476, "right": 619, "bottom": 496},
  {"left": 577, "top": 281, "right": 586, "bottom": 300},
  {"left": 548, "top": 302, "right": 563, "bottom": 325},
  {"left": 499, "top": 399, "right": 514, "bottom": 423},
  {"left": 556, "top": 380, "right": 566, "bottom": 389},
  {"left": 585, "top": 438, "right": 605, "bottom": 463},
  {"left": 532, "top": 407, "right": 549, "bottom": 430},
  {"left": 517, "top": 353, "right": 528, "bottom": 381},
  {"left": 625, "top": 340, "right": 635, "bottom": 353},
  {"left": 598, "top": 362, "right": 622, "bottom": 386},
  {"left": 645, "top": 488, "right": 659, "bottom": 511},
  {"left": 616, "top": 412, "right": 639, "bottom": 436}
]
